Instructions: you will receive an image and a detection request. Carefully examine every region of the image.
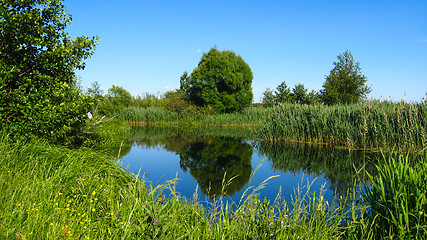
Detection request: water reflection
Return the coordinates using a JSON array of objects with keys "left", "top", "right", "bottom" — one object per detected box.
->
[
  {"left": 122, "top": 126, "right": 378, "bottom": 201},
  {"left": 179, "top": 138, "right": 252, "bottom": 198},
  {"left": 256, "top": 142, "right": 376, "bottom": 197}
]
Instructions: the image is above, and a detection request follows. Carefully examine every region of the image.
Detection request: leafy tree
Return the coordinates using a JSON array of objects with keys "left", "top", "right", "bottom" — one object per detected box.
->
[
  {"left": 100, "top": 85, "right": 132, "bottom": 114},
  {"left": 180, "top": 47, "right": 253, "bottom": 113},
  {"left": 0, "top": 0, "right": 98, "bottom": 142},
  {"left": 87, "top": 81, "right": 104, "bottom": 100},
  {"left": 261, "top": 88, "right": 275, "bottom": 107},
  {"left": 274, "top": 81, "right": 291, "bottom": 103},
  {"left": 320, "top": 50, "right": 371, "bottom": 105},
  {"left": 290, "top": 83, "right": 308, "bottom": 104}
]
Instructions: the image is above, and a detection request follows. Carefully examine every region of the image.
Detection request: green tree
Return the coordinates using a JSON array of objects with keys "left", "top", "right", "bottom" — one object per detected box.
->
[
  {"left": 261, "top": 88, "right": 275, "bottom": 107},
  {"left": 100, "top": 85, "right": 132, "bottom": 114},
  {"left": 320, "top": 50, "right": 371, "bottom": 105},
  {"left": 0, "top": 0, "right": 98, "bottom": 142},
  {"left": 290, "top": 83, "right": 308, "bottom": 104},
  {"left": 274, "top": 81, "right": 291, "bottom": 103},
  {"left": 87, "top": 81, "right": 104, "bottom": 100},
  {"left": 180, "top": 47, "right": 253, "bottom": 113}
]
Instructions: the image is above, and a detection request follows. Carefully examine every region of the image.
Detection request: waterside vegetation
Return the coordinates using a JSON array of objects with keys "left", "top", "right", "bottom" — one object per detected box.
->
[
  {"left": 1, "top": 131, "right": 426, "bottom": 239},
  {"left": 115, "top": 100, "right": 427, "bottom": 149}
]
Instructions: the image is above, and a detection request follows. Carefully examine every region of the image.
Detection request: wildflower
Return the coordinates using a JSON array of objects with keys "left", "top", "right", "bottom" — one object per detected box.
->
[
  {"left": 59, "top": 193, "right": 63, "bottom": 196},
  {"left": 94, "top": 198, "right": 98, "bottom": 201},
  {"left": 157, "top": 194, "right": 165, "bottom": 202},
  {"left": 270, "top": 233, "right": 275, "bottom": 237},
  {"left": 83, "top": 195, "right": 87, "bottom": 198},
  {"left": 87, "top": 112, "right": 93, "bottom": 119},
  {"left": 92, "top": 208, "right": 95, "bottom": 212},
  {"left": 254, "top": 234, "right": 258, "bottom": 238},
  {"left": 115, "top": 213, "right": 122, "bottom": 221},
  {"left": 153, "top": 221, "right": 158, "bottom": 224},
  {"left": 91, "top": 191, "right": 96, "bottom": 196}
]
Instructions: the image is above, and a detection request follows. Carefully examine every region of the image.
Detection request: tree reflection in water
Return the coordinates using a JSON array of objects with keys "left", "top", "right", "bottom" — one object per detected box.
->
[
  {"left": 124, "top": 126, "right": 378, "bottom": 200},
  {"left": 179, "top": 138, "right": 253, "bottom": 199}
]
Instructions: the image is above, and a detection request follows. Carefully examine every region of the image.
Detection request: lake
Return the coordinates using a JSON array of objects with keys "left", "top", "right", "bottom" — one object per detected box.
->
[{"left": 118, "top": 126, "right": 380, "bottom": 206}]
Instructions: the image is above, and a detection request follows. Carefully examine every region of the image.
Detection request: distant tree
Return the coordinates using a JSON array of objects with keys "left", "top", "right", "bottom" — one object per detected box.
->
[
  {"left": 290, "top": 83, "right": 309, "bottom": 104},
  {"left": 320, "top": 50, "right": 371, "bottom": 105},
  {"left": 100, "top": 85, "right": 132, "bottom": 114},
  {"left": 274, "top": 81, "right": 291, "bottom": 103},
  {"left": 180, "top": 47, "right": 253, "bottom": 113},
  {"left": 307, "top": 90, "right": 322, "bottom": 105},
  {"left": 88, "top": 81, "right": 104, "bottom": 99},
  {"left": 261, "top": 88, "right": 275, "bottom": 107},
  {"left": 0, "top": 0, "right": 98, "bottom": 141}
]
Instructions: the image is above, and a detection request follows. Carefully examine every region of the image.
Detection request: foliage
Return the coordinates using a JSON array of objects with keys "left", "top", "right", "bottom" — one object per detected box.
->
[
  {"left": 261, "top": 88, "right": 275, "bottom": 107},
  {"left": 274, "top": 81, "right": 291, "bottom": 103},
  {"left": 361, "top": 152, "right": 427, "bottom": 239},
  {"left": 320, "top": 50, "right": 371, "bottom": 105},
  {"left": 87, "top": 81, "right": 104, "bottom": 101},
  {"left": 99, "top": 85, "right": 133, "bottom": 114},
  {"left": 162, "top": 90, "right": 193, "bottom": 113},
  {"left": 0, "top": 0, "right": 98, "bottom": 143},
  {"left": 0, "top": 133, "right": 358, "bottom": 239},
  {"left": 262, "top": 81, "right": 320, "bottom": 106},
  {"left": 180, "top": 47, "right": 254, "bottom": 113},
  {"left": 256, "top": 100, "right": 427, "bottom": 149}
]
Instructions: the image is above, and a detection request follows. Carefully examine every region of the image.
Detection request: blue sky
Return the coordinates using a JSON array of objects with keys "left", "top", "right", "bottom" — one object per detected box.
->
[{"left": 66, "top": 0, "right": 427, "bottom": 102}]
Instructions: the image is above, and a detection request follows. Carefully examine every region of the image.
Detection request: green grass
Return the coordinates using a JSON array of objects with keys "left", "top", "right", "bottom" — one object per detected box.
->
[
  {"left": 2, "top": 128, "right": 425, "bottom": 239},
  {"left": 256, "top": 101, "right": 427, "bottom": 149},
  {"left": 114, "top": 100, "right": 427, "bottom": 149},
  {"left": 360, "top": 151, "right": 427, "bottom": 239}
]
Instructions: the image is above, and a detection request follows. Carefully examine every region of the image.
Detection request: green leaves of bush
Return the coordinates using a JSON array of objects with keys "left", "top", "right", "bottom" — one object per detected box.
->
[{"left": 0, "top": 0, "right": 98, "bottom": 143}]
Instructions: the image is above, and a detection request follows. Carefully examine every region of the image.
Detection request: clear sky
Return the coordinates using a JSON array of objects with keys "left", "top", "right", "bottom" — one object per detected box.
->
[{"left": 66, "top": 0, "right": 427, "bottom": 102}]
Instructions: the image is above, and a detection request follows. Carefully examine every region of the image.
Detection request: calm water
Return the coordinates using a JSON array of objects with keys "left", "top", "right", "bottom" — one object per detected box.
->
[{"left": 118, "top": 127, "right": 380, "bottom": 205}]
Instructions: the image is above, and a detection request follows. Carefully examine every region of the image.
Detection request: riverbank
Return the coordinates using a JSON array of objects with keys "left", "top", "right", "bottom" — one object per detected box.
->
[
  {"left": 1, "top": 126, "right": 426, "bottom": 239},
  {"left": 116, "top": 100, "right": 427, "bottom": 150}
]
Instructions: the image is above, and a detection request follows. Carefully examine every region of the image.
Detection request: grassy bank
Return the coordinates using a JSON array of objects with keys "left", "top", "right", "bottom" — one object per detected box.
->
[
  {"left": 115, "top": 100, "right": 427, "bottom": 149},
  {"left": 256, "top": 101, "right": 427, "bottom": 149},
  {"left": 1, "top": 130, "right": 426, "bottom": 239}
]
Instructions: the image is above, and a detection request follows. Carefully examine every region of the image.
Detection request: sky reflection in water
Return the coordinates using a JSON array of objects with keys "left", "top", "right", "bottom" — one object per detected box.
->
[{"left": 119, "top": 127, "right": 379, "bottom": 206}]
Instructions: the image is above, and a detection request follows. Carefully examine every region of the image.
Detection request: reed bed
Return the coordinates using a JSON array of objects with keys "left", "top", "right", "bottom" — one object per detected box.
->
[
  {"left": 199, "top": 107, "right": 268, "bottom": 127},
  {"left": 256, "top": 100, "right": 427, "bottom": 149}
]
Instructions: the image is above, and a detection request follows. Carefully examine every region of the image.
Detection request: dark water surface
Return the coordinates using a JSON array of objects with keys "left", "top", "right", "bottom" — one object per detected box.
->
[{"left": 119, "top": 127, "right": 380, "bottom": 205}]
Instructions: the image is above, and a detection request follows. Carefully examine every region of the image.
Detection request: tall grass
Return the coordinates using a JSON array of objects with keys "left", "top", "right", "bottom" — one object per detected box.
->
[
  {"left": 360, "top": 151, "right": 427, "bottom": 239},
  {"left": 0, "top": 133, "right": 362, "bottom": 239},
  {"left": 256, "top": 100, "right": 427, "bottom": 149},
  {"left": 2, "top": 131, "right": 427, "bottom": 239}
]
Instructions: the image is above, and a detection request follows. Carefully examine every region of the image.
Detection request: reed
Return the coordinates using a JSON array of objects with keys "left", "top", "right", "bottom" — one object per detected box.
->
[
  {"left": 360, "top": 151, "right": 427, "bottom": 239},
  {"left": 256, "top": 100, "right": 427, "bottom": 149}
]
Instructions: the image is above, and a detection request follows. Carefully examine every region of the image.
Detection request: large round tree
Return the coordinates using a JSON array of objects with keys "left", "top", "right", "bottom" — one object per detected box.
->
[
  {"left": 180, "top": 47, "right": 253, "bottom": 113},
  {"left": 0, "top": 0, "right": 98, "bottom": 142}
]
